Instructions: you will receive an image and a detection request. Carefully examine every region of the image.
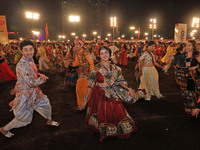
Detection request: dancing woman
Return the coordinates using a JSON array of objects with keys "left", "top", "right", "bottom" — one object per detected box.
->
[
  {"left": 138, "top": 41, "right": 164, "bottom": 101},
  {"left": 184, "top": 40, "right": 198, "bottom": 114},
  {"left": 81, "top": 46, "right": 146, "bottom": 141}
]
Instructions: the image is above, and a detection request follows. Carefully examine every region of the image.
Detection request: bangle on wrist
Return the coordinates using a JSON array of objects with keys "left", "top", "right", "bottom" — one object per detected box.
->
[{"left": 84, "top": 96, "right": 88, "bottom": 101}]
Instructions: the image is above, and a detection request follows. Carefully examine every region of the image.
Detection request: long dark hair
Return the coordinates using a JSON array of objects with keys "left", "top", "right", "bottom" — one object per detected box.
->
[
  {"left": 188, "top": 40, "right": 197, "bottom": 57},
  {"left": 99, "top": 46, "right": 112, "bottom": 61}
]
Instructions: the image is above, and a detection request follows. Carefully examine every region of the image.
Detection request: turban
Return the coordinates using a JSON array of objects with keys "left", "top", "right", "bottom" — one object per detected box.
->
[{"left": 74, "top": 39, "right": 84, "bottom": 46}]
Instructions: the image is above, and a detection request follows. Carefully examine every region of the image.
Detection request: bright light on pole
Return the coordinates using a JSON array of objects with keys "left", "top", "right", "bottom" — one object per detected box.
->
[
  {"left": 93, "top": 31, "right": 97, "bottom": 40},
  {"left": 58, "top": 35, "right": 66, "bottom": 40},
  {"left": 130, "top": 26, "right": 135, "bottom": 30},
  {"left": 130, "top": 26, "right": 135, "bottom": 38},
  {"left": 149, "top": 18, "right": 157, "bottom": 40},
  {"left": 191, "top": 17, "right": 200, "bottom": 38},
  {"left": 69, "top": 15, "right": 80, "bottom": 33},
  {"left": 69, "top": 16, "right": 80, "bottom": 22},
  {"left": 110, "top": 17, "right": 117, "bottom": 40},
  {"left": 71, "top": 32, "right": 76, "bottom": 40},
  {"left": 26, "top": 12, "right": 39, "bottom": 20},
  {"left": 71, "top": 33, "right": 76, "bottom": 36},
  {"left": 82, "top": 34, "right": 86, "bottom": 40}
]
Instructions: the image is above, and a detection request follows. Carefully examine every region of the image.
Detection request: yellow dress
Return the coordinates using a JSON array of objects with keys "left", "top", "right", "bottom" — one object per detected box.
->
[{"left": 161, "top": 46, "right": 176, "bottom": 63}]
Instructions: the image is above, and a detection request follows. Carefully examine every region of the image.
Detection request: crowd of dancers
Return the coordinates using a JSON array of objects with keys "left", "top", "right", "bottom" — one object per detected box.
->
[{"left": 1, "top": 39, "right": 200, "bottom": 141}]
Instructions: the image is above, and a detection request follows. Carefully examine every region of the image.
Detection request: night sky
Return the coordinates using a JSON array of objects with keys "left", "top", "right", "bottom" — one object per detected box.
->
[{"left": 0, "top": 0, "right": 200, "bottom": 40}]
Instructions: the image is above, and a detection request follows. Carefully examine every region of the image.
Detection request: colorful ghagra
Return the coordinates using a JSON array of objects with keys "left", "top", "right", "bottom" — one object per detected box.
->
[{"left": 86, "top": 63, "right": 145, "bottom": 141}]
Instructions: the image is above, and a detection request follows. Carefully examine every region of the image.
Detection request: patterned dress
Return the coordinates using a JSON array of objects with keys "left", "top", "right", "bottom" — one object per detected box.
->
[
  {"left": 86, "top": 63, "right": 146, "bottom": 141},
  {"left": 72, "top": 49, "right": 94, "bottom": 108}
]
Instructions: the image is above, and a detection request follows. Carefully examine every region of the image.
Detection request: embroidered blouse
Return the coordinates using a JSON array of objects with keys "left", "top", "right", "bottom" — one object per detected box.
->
[
  {"left": 139, "top": 51, "right": 154, "bottom": 65},
  {"left": 88, "top": 63, "right": 130, "bottom": 101},
  {"left": 72, "top": 49, "right": 94, "bottom": 79}
]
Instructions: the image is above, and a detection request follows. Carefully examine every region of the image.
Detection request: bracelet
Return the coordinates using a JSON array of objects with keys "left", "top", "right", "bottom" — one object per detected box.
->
[{"left": 84, "top": 96, "right": 88, "bottom": 101}]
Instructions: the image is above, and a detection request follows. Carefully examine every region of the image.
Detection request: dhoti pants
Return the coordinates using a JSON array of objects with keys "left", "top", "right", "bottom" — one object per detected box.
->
[{"left": 4, "top": 96, "right": 52, "bottom": 131}]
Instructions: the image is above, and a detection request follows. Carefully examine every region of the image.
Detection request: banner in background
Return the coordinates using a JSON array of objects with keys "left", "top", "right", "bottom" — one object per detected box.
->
[
  {"left": 0, "top": 15, "right": 9, "bottom": 45},
  {"left": 174, "top": 23, "right": 187, "bottom": 43}
]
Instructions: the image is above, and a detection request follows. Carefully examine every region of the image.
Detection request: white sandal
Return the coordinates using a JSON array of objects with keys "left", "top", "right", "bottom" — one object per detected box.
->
[
  {"left": 5, "top": 131, "right": 14, "bottom": 138},
  {"left": 0, "top": 128, "right": 14, "bottom": 138},
  {"left": 47, "top": 121, "right": 60, "bottom": 127}
]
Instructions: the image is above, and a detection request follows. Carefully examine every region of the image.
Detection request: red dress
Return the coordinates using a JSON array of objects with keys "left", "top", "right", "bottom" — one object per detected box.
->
[
  {"left": 0, "top": 60, "right": 17, "bottom": 81},
  {"left": 86, "top": 71, "right": 138, "bottom": 142},
  {"left": 120, "top": 48, "right": 128, "bottom": 66}
]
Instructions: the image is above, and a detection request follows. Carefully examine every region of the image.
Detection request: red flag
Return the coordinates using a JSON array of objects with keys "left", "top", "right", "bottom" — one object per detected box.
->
[
  {"left": 45, "top": 23, "right": 49, "bottom": 40},
  {"left": 138, "top": 26, "right": 140, "bottom": 39}
]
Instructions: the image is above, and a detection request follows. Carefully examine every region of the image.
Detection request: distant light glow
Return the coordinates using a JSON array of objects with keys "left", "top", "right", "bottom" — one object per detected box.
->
[
  {"left": 26, "top": 12, "right": 39, "bottom": 20},
  {"left": 32, "top": 31, "right": 40, "bottom": 35},
  {"left": 110, "top": 17, "right": 117, "bottom": 27},
  {"left": 71, "top": 33, "right": 76, "bottom": 36},
  {"left": 192, "top": 17, "right": 200, "bottom": 28},
  {"left": 130, "top": 26, "right": 135, "bottom": 30},
  {"left": 69, "top": 16, "right": 80, "bottom": 22},
  {"left": 192, "top": 30, "right": 197, "bottom": 33},
  {"left": 58, "top": 35, "right": 65, "bottom": 38}
]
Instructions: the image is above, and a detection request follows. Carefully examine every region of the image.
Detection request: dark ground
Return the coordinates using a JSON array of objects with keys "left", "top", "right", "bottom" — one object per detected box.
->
[{"left": 1, "top": 60, "right": 200, "bottom": 150}]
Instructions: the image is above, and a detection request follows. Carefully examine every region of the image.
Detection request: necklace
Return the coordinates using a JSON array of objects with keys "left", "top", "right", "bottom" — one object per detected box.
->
[{"left": 101, "top": 63, "right": 112, "bottom": 77}]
